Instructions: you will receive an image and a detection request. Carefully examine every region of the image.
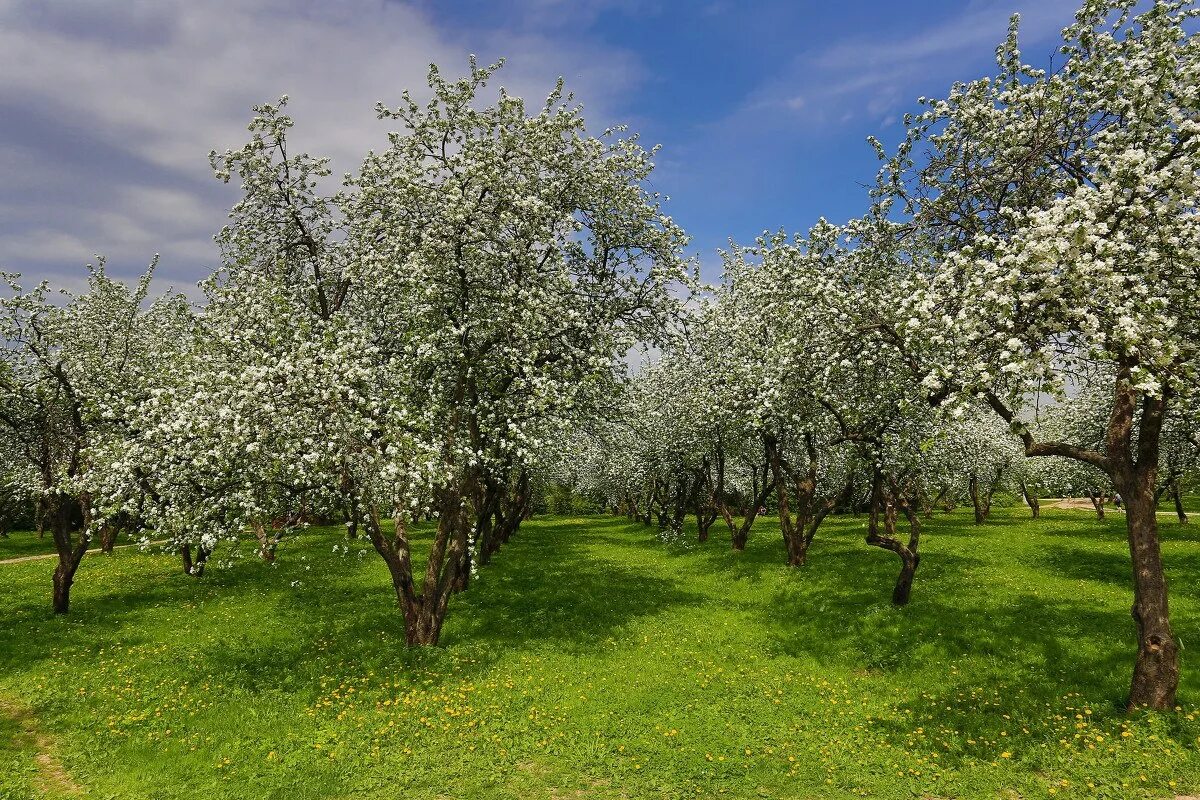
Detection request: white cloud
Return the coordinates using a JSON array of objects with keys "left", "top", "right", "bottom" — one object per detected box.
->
[
  {"left": 721, "top": 0, "right": 1080, "bottom": 132},
  {"left": 0, "top": 0, "right": 642, "bottom": 284}
]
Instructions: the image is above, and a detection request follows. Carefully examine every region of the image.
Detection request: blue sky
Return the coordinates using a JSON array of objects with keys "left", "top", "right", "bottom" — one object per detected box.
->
[{"left": 0, "top": 0, "right": 1083, "bottom": 290}]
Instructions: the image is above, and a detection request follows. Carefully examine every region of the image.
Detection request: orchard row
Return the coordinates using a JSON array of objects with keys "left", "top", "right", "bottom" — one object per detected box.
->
[{"left": 2, "top": 1, "right": 1198, "bottom": 715}]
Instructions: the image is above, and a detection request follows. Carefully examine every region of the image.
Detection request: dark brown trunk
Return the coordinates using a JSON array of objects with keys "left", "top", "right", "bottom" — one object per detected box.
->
[
  {"left": 926, "top": 485, "right": 949, "bottom": 518},
  {"left": 731, "top": 452, "right": 775, "bottom": 551},
  {"left": 1087, "top": 489, "right": 1106, "bottom": 520},
  {"left": 1109, "top": 375, "right": 1176, "bottom": 710},
  {"left": 1019, "top": 481, "right": 1040, "bottom": 519},
  {"left": 1171, "top": 482, "right": 1188, "bottom": 524},
  {"left": 1123, "top": 486, "right": 1178, "bottom": 709},
  {"left": 968, "top": 474, "right": 988, "bottom": 524},
  {"left": 99, "top": 523, "right": 118, "bottom": 554},
  {"left": 770, "top": 435, "right": 816, "bottom": 568},
  {"left": 892, "top": 551, "right": 919, "bottom": 605},
  {"left": 983, "top": 372, "right": 1180, "bottom": 710},
  {"left": 367, "top": 470, "right": 472, "bottom": 648},
  {"left": 865, "top": 472, "right": 921, "bottom": 607},
  {"left": 49, "top": 500, "right": 88, "bottom": 614},
  {"left": 252, "top": 521, "right": 282, "bottom": 563},
  {"left": 52, "top": 565, "right": 72, "bottom": 614},
  {"left": 181, "top": 543, "right": 210, "bottom": 576}
]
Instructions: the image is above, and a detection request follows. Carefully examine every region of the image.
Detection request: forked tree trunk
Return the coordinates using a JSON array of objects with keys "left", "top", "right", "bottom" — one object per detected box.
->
[
  {"left": 729, "top": 484, "right": 773, "bottom": 551},
  {"left": 254, "top": 521, "right": 285, "bottom": 563},
  {"left": 769, "top": 434, "right": 838, "bottom": 568},
  {"left": 1087, "top": 489, "right": 1106, "bottom": 520},
  {"left": 985, "top": 373, "right": 1179, "bottom": 711},
  {"left": 181, "top": 543, "right": 211, "bottom": 576},
  {"left": 696, "top": 451, "right": 725, "bottom": 543},
  {"left": 864, "top": 472, "right": 921, "bottom": 607},
  {"left": 926, "top": 485, "right": 950, "bottom": 518},
  {"left": 49, "top": 500, "right": 89, "bottom": 614},
  {"left": 725, "top": 449, "right": 776, "bottom": 551},
  {"left": 366, "top": 476, "right": 473, "bottom": 647},
  {"left": 481, "top": 468, "right": 530, "bottom": 565}
]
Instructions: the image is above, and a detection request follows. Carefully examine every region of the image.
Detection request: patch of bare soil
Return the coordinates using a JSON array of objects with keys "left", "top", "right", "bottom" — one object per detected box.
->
[{"left": 0, "top": 698, "right": 82, "bottom": 797}]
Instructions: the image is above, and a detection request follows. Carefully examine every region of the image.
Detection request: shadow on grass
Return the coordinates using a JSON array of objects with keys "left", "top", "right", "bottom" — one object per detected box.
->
[{"left": 6, "top": 510, "right": 1200, "bottom": 723}]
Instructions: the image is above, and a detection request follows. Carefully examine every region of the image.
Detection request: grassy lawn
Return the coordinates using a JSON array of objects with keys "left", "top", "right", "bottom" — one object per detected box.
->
[
  {"left": 1158, "top": 494, "right": 1200, "bottom": 516},
  {"left": 0, "top": 532, "right": 59, "bottom": 561},
  {"left": 2, "top": 509, "right": 1200, "bottom": 799}
]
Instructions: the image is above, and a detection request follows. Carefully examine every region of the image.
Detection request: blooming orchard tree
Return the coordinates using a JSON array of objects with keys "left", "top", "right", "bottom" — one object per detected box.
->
[
  {"left": 123, "top": 60, "right": 692, "bottom": 646},
  {"left": 713, "top": 228, "right": 863, "bottom": 564},
  {"left": 887, "top": 0, "right": 1200, "bottom": 708},
  {"left": 929, "top": 409, "right": 1024, "bottom": 523},
  {"left": 0, "top": 260, "right": 189, "bottom": 611},
  {"left": 0, "top": 435, "right": 32, "bottom": 538},
  {"left": 343, "top": 59, "right": 691, "bottom": 643}
]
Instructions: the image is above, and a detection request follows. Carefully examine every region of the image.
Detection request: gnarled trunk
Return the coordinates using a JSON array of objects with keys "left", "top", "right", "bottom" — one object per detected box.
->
[
  {"left": 99, "top": 523, "right": 119, "bottom": 554},
  {"left": 864, "top": 472, "right": 921, "bottom": 607},
  {"left": 181, "top": 543, "right": 211, "bottom": 577},
  {"left": 48, "top": 499, "right": 89, "bottom": 614},
  {"left": 1122, "top": 486, "right": 1178, "bottom": 709},
  {"left": 984, "top": 372, "right": 1179, "bottom": 710},
  {"left": 968, "top": 469, "right": 999, "bottom": 524},
  {"left": 366, "top": 475, "right": 473, "bottom": 647},
  {"left": 724, "top": 443, "right": 775, "bottom": 551}
]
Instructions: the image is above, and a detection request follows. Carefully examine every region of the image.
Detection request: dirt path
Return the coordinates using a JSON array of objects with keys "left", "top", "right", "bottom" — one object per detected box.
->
[
  {"left": 0, "top": 540, "right": 164, "bottom": 566},
  {"left": 1043, "top": 497, "right": 1104, "bottom": 511},
  {"left": 0, "top": 699, "right": 82, "bottom": 796},
  {"left": 1042, "top": 498, "right": 1183, "bottom": 518}
]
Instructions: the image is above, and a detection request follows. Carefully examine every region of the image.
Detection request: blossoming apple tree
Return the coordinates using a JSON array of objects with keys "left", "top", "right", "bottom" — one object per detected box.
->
[
  {"left": 115, "top": 59, "right": 692, "bottom": 645},
  {"left": 0, "top": 260, "right": 189, "bottom": 611},
  {"left": 887, "top": 0, "right": 1200, "bottom": 708}
]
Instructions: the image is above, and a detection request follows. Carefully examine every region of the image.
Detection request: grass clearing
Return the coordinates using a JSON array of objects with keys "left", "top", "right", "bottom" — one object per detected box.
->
[{"left": 1, "top": 508, "right": 1199, "bottom": 798}]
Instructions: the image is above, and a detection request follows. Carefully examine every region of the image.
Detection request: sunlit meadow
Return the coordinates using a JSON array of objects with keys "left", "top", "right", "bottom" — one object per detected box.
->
[{"left": 3, "top": 506, "right": 1200, "bottom": 799}]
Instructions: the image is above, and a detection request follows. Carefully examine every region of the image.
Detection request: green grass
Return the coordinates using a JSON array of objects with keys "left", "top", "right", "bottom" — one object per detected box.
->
[
  {"left": 2, "top": 509, "right": 1200, "bottom": 799},
  {"left": 0, "top": 532, "right": 60, "bottom": 560},
  {"left": 1157, "top": 494, "right": 1200, "bottom": 515}
]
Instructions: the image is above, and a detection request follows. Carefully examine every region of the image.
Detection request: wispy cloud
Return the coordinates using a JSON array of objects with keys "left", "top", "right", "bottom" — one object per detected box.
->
[
  {"left": 731, "top": 0, "right": 1080, "bottom": 132},
  {"left": 0, "top": 0, "right": 642, "bottom": 287}
]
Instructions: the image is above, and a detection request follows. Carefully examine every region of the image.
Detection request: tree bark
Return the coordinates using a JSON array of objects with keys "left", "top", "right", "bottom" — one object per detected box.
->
[
  {"left": 1122, "top": 486, "right": 1178, "bottom": 709},
  {"left": 181, "top": 543, "right": 211, "bottom": 577},
  {"left": 366, "top": 475, "right": 473, "bottom": 647},
  {"left": 1170, "top": 481, "right": 1188, "bottom": 524},
  {"left": 49, "top": 499, "right": 89, "bottom": 614},
  {"left": 864, "top": 472, "right": 921, "bottom": 607},
  {"left": 984, "top": 374, "right": 1180, "bottom": 710},
  {"left": 769, "top": 433, "right": 840, "bottom": 568},
  {"left": 99, "top": 523, "right": 119, "bottom": 554},
  {"left": 1019, "top": 480, "right": 1040, "bottom": 519},
  {"left": 727, "top": 446, "right": 775, "bottom": 551},
  {"left": 968, "top": 473, "right": 993, "bottom": 524}
]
